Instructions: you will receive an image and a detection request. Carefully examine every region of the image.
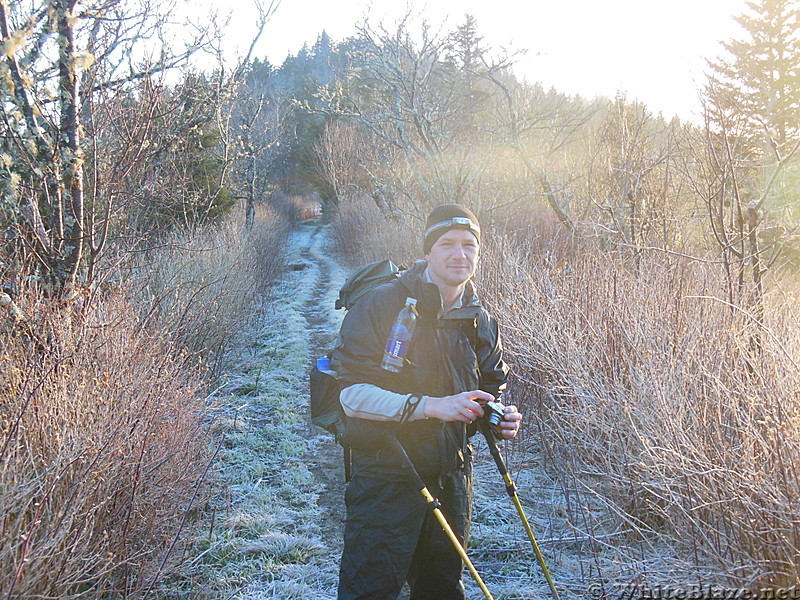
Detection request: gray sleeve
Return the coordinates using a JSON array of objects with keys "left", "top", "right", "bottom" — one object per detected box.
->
[{"left": 340, "top": 383, "right": 428, "bottom": 422}]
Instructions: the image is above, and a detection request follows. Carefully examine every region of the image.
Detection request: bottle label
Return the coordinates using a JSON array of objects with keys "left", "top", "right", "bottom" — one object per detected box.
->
[{"left": 384, "top": 338, "right": 408, "bottom": 360}]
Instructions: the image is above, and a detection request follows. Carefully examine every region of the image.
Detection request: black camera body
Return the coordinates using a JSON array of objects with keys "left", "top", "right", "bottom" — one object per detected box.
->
[{"left": 484, "top": 400, "right": 505, "bottom": 427}]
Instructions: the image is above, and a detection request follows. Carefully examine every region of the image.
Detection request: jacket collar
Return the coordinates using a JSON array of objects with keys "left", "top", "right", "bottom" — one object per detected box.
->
[
  {"left": 422, "top": 266, "right": 463, "bottom": 310},
  {"left": 398, "top": 260, "right": 481, "bottom": 319}
]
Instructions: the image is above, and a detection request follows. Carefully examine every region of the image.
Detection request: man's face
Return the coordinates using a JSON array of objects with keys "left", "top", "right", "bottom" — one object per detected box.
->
[{"left": 425, "top": 228, "right": 480, "bottom": 288}]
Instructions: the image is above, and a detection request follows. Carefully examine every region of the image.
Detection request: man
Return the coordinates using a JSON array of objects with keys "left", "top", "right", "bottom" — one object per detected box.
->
[{"left": 332, "top": 204, "right": 522, "bottom": 600}]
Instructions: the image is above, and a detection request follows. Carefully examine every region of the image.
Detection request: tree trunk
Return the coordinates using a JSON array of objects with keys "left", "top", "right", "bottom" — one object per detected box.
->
[
  {"left": 57, "top": 0, "right": 85, "bottom": 293},
  {"left": 246, "top": 151, "right": 256, "bottom": 231}
]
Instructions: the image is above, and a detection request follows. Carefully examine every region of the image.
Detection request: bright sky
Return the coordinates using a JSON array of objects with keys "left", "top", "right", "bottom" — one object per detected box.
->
[{"left": 199, "top": 0, "right": 749, "bottom": 122}]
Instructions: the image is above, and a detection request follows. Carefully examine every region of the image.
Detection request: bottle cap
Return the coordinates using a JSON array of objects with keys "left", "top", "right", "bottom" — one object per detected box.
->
[{"left": 316, "top": 356, "right": 331, "bottom": 371}]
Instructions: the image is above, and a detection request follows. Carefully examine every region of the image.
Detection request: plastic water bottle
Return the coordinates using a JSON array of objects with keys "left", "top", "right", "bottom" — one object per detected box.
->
[
  {"left": 316, "top": 355, "right": 337, "bottom": 376},
  {"left": 381, "top": 297, "right": 417, "bottom": 373}
]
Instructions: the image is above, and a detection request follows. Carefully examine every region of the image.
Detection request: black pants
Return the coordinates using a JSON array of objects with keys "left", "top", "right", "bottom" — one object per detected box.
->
[{"left": 337, "top": 465, "right": 473, "bottom": 600}]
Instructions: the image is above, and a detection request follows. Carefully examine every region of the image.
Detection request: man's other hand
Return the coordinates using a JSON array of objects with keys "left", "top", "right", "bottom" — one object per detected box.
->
[
  {"left": 423, "top": 390, "right": 493, "bottom": 423},
  {"left": 498, "top": 404, "right": 522, "bottom": 440}
]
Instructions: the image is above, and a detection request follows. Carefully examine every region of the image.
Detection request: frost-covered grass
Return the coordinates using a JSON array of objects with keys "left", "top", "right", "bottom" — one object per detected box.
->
[
  {"left": 462, "top": 437, "right": 579, "bottom": 600},
  {"left": 164, "top": 220, "right": 585, "bottom": 600},
  {"left": 160, "top": 221, "right": 347, "bottom": 599}
]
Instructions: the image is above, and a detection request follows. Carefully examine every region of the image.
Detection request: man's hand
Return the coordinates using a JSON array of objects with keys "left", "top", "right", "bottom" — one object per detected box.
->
[
  {"left": 498, "top": 404, "right": 522, "bottom": 440},
  {"left": 423, "top": 390, "right": 493, "bottom": 423}
]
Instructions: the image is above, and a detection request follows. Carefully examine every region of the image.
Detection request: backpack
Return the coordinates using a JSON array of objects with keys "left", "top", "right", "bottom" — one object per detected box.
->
[
  {"left": 309, "top": 259, "right": 403, "bottom": 479},
  {"left": 334, "top": 259, "right": 403, "bottom": 311}
]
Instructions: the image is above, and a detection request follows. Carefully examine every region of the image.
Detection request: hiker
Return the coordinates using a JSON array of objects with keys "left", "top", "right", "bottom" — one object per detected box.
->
[{"left": 331, "top": 204, "right": 521, "bottom": 600}]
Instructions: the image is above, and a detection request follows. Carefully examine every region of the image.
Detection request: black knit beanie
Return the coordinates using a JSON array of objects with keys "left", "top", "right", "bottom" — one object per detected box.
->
[{"left": 423, "top": 204, "right": 481, "bottom": 254}]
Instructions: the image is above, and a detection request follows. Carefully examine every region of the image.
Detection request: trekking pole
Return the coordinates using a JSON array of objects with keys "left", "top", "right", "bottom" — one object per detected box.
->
[
  {"left": 391, "top": 437, "right": 495, "bottom": 600},
  {"left": 478, "top": 420, "right": 562, "bottom": 600}
]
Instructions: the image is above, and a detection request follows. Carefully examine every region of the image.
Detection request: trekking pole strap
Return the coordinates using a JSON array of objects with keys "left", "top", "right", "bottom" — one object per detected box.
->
[
  {"left": 343, "top": 444, "right": 352, "bottom": 482},
  {"left": 479, "top": 421, "right": 509, "bottom": 475}
]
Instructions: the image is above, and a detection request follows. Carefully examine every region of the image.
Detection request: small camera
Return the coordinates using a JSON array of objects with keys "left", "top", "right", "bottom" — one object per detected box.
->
[{"left": 484, "top": 400, "right": 505, "bottom": 427}]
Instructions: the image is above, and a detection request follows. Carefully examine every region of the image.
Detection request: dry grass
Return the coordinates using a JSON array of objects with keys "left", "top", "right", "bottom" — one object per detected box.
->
[
  {"left": 0, "top": 205, "right": 293, "bottom": 598},
  {"left": 477, "top": 231, "right": 800, "bottom": 588}
]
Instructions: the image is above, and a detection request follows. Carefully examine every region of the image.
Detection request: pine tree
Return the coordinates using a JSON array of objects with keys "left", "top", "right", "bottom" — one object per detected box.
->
[
  {"left": 699, "top": 0, "right": 800, "bottom": 345},
  {"left": 707, "top": 0, "right": 800, "bottom": 149},
  {"left": 446, "top": 14, "right": 488, "bottom": 136},
  {"left": 311, "top": 31, "right": 335, "bottom": 84}
]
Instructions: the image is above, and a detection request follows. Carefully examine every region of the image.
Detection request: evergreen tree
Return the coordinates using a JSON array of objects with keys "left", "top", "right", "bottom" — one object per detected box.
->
[
  {"left": 311, "top": 31, "right": 335, "bottom": 84},
  {"left": 698, "top": 0, "right": 800, "bottom": 335},
  {"left": 707, "top": 0, "right": 800, "bottom": 149},
  {"left": 254, "top": 36, "right": 335, "bottom": 194},
  {"left": 445, "top": 14, "right": 489, "bottom": 136}
]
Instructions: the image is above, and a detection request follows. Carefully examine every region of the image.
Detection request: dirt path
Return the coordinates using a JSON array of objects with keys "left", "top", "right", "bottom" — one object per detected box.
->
[
  {"left": 297, "top": 223, "right": 349, "bottom": 565},
  {"left": 289, "top": 222, "right": 585, "bottom": 599},
  {"left": 174, "top": 220, "right": 585, "bottom": 599}
]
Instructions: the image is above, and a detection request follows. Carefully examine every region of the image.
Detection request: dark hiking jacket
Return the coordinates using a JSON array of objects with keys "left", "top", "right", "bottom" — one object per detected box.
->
[{"left": 331, "top": 260, "right": 508, "bottom": 480}]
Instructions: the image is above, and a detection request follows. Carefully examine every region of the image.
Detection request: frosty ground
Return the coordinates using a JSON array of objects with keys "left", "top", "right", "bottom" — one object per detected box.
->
[{"left": 172, "top": 220, "right": 586, "bottom": 600}]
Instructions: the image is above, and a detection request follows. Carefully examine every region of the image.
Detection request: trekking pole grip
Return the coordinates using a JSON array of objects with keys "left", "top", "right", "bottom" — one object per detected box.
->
[{"left": 478, "top": 420, "right": 518, "bottom": 497}]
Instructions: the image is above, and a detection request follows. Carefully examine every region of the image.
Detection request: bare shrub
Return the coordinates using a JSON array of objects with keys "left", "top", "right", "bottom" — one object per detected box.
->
[
  {"left": 331, "top": 192, "right": 568, "bottom": 269},
  {"left": 0, "top": 203, "right": 292, "bottom": 597},
  {"left": 291, "top": 192, "right": 323, "bottom": 220},
  {"left": 313, "top": 120, "right": 371, "bottom": 200},
  {"left": 330, "top": 192, "right": 421, "bottom": 266},
  {"left": 126, "top": 205, "right": 291, "bottom": 373},
  {"left": 477, "top": 232, "right": 800, "bottom": 586},
  {"left": 269, "top": 190, "right": 304, "bottom": 223},
  {"left": 0, "top": 289, "right": 212, "bottom": 598}
]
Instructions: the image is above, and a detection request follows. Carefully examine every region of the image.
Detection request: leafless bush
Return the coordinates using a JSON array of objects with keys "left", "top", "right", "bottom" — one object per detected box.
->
[
  {"left": 126, "top": 205, "right": 291, "bottom": 373},
  {"left": 269, "top": 190, "right": 304, "bottom": 223},
  {"left": 330, "top": 192, "right": 421, "bottom": 266},
  {"left": 329, "top": 190, "right": 800, "bottom": 583},
  {"left": 313, "top": 120, "right": 371, "bottom": 200},
  {"left": 0, "top": 289, "right": 212, "bottom": 598},
  {"left": 291, "top": 192, "right": 323, "bottom": 220},
  {"left": 0, "top": 203, "right": 292, "bottom": 597},
  {"left": 477, "top": 232, "right": 800, "bottom": 586}
]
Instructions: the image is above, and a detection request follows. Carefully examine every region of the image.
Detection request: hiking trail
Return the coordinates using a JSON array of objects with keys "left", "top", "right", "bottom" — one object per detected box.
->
[{"left": 179, "top": 220, "right": 585, "bottom": 599}]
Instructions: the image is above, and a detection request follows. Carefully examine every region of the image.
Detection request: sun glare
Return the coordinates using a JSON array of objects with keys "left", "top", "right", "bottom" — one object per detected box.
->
[{"left": 208, "top": 0, "right": 748, "bottom": 121}]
